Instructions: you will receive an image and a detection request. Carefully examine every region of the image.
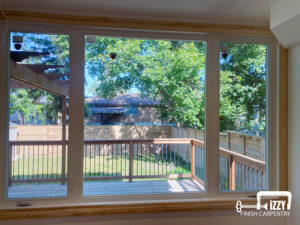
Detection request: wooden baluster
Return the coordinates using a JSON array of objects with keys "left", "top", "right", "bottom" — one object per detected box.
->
[
  {"left": 112, "top": 144, "right": 114, "bottom": 176},
  {"left": 8, "top": 143, "right": 13, "bottom": 187},
  {"left": 243, "top": 134, "right": 246, "bottom": 155},
  {"left": 191, "top": 141, "right": 195, "bottom": 179},
  {"left": 243, "top": 164, "right": 246, "bottom": 191},
  {"left": 229, "top": 155, "right": 235, "bottom": 190},
  {"left": 17, "top": 144, "right": 20, "bottom": 181},
  {"left": 154, "top": 144, "right": 156, "bottom": 175},
  {"left": 227, "top": 131, "right": 231, "bottom": 150},
  {"left": 220, "top": 155, "right": 223, "bottom": 191},
  {"left": 121, "top": 144, "right": 123, "bottom": 176},
  {"left": 94, "top": 144, "right": 96, "bottom": 177},
  {"left": 51, "top": 145, "right": 54, "bottom": 179},
  {"left": 103, "top": 144, "right": 105, "bottom": 177},
  {"left": 61, "top": 96, "right": 66, "bottom": 185},
  {"left": 32, "top": 145, "right": 35, "bottom": 180},
  {"left": 129, "top": 142, "right": 133, "bottom": 182}
]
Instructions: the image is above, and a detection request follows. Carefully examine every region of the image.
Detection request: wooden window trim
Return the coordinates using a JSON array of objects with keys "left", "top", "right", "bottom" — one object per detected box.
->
[
  {"left": 0, "top": 45, "right": 288, "bottom": 219},
  {"left": 0, "top": 10, "right": 272, "bottom": 36},
  {"left": 0, "top": 13, "right": 287, "bottom": 221},
  {"left": 279, "top": 46, "right": 288, "bottom": 191},
  {"left": 0, "top": 199, "right": 259, "bottom": 220}
]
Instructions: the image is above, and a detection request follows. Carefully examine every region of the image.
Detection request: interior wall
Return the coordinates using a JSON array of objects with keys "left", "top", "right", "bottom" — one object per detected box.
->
[
  {"left": 287, "top": 45, "right": 300, "bottom": 225},
  {"left": 0, "top": 210, "right": 287, "bottom": 225},
  {"left": 270, "top": 0, "right": 300, "bottom": 29}
]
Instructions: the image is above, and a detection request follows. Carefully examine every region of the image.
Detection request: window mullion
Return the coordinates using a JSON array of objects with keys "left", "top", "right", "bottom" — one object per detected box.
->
[
  {"left": 0, "top": 28, "right": 9, "bottom": 206},
  {"left": 68, "top": 31, "right": 85, "bottom": 200},
  {"left": 205, "top": 38, "right": 220, "bottom": 196}
]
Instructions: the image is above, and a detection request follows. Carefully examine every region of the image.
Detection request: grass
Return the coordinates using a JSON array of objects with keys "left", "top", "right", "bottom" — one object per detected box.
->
[
  {"left": 84, "top": 152, "right": 191, "bottom": 178},
  {"left": 10, "top": 151, "right": 206, "bottom": 184}
]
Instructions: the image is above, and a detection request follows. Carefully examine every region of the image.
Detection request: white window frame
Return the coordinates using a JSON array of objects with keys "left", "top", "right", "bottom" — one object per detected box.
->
[{"left": 0, "top": 21, "right": 278, "bottom": 208}]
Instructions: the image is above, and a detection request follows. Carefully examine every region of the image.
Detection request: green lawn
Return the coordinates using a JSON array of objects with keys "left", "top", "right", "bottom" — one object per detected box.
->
[{"left": 11, "top": 151, "right": 198, "bottom": 182}]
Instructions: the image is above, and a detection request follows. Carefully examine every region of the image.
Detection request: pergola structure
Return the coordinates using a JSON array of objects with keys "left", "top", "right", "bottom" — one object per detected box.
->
[{"left": 10, "top": 50, "right": 69, "bottom": 184}]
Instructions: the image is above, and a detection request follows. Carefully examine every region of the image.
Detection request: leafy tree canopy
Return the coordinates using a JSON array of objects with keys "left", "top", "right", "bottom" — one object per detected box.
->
[
  {"left": 10, "top": 33, "right": 69, "bottom": 125},
  {"left": 86, "top": 38, "right": 206, "bottom": 128},
  {"left": 9, "top": 34, "right": 267, "bottom": 137}
]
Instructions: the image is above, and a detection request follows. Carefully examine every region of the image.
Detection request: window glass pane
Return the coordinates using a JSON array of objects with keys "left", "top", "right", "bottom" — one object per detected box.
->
[
  {"left": 83, "top": 36, "right": 206, "bottom": 195},
  {"left": 219, "top": 42, "right": 267, "bottom": 192},
  {"left": 124, "top": 106, "right": 138, "bottom": 115},
  {"left": 8, "top": 32, "right": 69, "bottom": 198}
]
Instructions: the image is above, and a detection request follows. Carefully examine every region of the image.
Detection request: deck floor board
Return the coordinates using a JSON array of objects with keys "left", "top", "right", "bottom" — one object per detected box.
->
[{"left": 7, "top": 179, "right": 202, "bottom": 198}]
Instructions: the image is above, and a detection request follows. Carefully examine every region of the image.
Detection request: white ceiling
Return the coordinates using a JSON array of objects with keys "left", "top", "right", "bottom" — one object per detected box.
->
[{"left": 2, "top": 0, "right": 274, "bottom": 25}]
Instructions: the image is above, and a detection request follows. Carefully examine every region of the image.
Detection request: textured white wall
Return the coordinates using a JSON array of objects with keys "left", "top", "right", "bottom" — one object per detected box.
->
[
  {"left": 270, "top": 0, "right": 300, "bottom": 29},
  {"left": 0, "top": 210, "right": 286, "bottom": 225},
  {"left": 270, "top": 0, "right": 300, "bottom": 48},
  {"left": 287, "top": 45, "right": 300, "bottom": 225}
]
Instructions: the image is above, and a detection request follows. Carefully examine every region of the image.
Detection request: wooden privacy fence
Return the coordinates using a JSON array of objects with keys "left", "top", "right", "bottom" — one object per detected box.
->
[
  {"left": 8, "top": 138, "right": 265, "bottom": 191},
  {"left": 12, "top": 126, "right": 265, "bottom": 161}
]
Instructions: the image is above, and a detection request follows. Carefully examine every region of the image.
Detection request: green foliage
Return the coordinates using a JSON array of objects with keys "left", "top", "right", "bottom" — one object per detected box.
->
[
  {"left": 86, "top": 38, "right": 267, "bottom": 135},
  {"left": 86, "top": 38, "right": 206, "bottom": 128},
  {"left": 10, "top": 33, "right": 69, "bottom": 124},
  {"left": 10, "top": 88, "right": 61, "bottom": 125},
  {"left": 10, "top": 33, "right": 267, "bottom": 136},
  {"left": 220, "top": 43, "right": 267, "bottom": 136}
]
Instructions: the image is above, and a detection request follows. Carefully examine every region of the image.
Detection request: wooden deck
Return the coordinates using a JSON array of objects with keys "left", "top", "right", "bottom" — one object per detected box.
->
[{"left": 7, "top": 179, "right": 203, "bottom": 198}]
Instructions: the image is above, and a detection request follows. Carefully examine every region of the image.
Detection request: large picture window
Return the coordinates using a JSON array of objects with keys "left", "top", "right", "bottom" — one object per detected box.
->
[
  {"left": 0, "top": 26, "right": 275, "bottom": 207},
  {"left": 83, "top": 36, "right": 206, "bottom": 195}
]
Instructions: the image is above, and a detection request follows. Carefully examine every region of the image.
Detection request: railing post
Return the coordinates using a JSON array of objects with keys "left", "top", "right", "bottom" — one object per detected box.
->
[
  {"left": 129, "top": 141, "right": 133, "bottom": 182},
  {"left": 242, "top": 134, "right": 246, "bottom": 155},
  {"left": 8, "top": 143, "right": 13, "bottom": 187},
  {"left": 61, "top": 96, "right": 67, "bottom": 185},
  {"left": 229, "top": 155, "right": 235, "bottom": 190},
  {"left": 61, "top": 144, "right": 66, "bottom": 185},
  {"left": 191, "top": 140, "right": 195, "bottom": 178},
  {"left": 227, "top": 131, "right": 231, "bottom": 150}
]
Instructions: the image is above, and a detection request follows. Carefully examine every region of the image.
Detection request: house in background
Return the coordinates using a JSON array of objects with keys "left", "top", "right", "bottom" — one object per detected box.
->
[
  {"left": 0, "top": 0, "right": 298, "bottom": 224},
  {"left": 85, "top": 93, "right": 161, "bottom": 125}
]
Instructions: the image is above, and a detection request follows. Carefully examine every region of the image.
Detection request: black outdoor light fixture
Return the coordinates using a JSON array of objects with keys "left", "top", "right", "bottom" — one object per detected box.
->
[
  {"left": 221, "top": 45, "right": 229, "bottom": 59},
  {"left": 109, "top": 52, "right": 117, "bottom": 59},
  {"left": 13, "top": 35, "right": 23, "bottom": 50}
]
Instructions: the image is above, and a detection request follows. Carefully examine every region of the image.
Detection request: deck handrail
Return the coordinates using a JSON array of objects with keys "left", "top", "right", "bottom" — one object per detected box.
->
[{"left": 8, "top": 138, "right": 266, "bottom": 190}]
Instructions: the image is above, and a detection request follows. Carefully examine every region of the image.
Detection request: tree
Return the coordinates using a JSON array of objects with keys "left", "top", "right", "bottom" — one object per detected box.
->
[
  {"left": 10, "top": 33, "right": 267, "bottom": 136},
  {"left": 10, "top": 33, "right": 69, "bottom": 124},
  {"left": 220, "top": 43, "right": 267, "bottom": 136},
  {"left": 86, "top": 38, "right": 206, "bottom": 128},
  {"left": 86, "top": 38, "right": 267, "bottom": 135}
]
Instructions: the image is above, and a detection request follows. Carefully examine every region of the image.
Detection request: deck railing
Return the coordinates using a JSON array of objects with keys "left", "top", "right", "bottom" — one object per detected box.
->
[
  {"left": 8, "top": 140, "right": 67, "bottom": 186},
  {"left": 8, "top": 138, "right": 265, "bottom": 191},
  {"left": 83, "top": 139, "right": 204, "bottom": 186},
  {"left": 219, "top": 147, "right": 266, "bottom": 191}
]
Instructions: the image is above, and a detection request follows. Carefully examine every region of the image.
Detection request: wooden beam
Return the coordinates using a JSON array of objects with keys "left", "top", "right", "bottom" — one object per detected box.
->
[
  {"left": 10, "top": 51, "right": 49, "bottom": 62},
  {"left": 10, "top": 79, "right": 35, "bottom": 89},
  {"left": 279, "top": 45, "right": 288, "bottom": 191},
  {"left": 1, "top": 10, "right": 272, "bottom": 35},
  {"left": 22, "top": 64, "right": 64, "bottom": 73},
  {"left": 42, "top": 73, "right": 68, "bottom": 80},
  {"left": 10, "top": 61, "right": 68, "bottom": 96}
]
